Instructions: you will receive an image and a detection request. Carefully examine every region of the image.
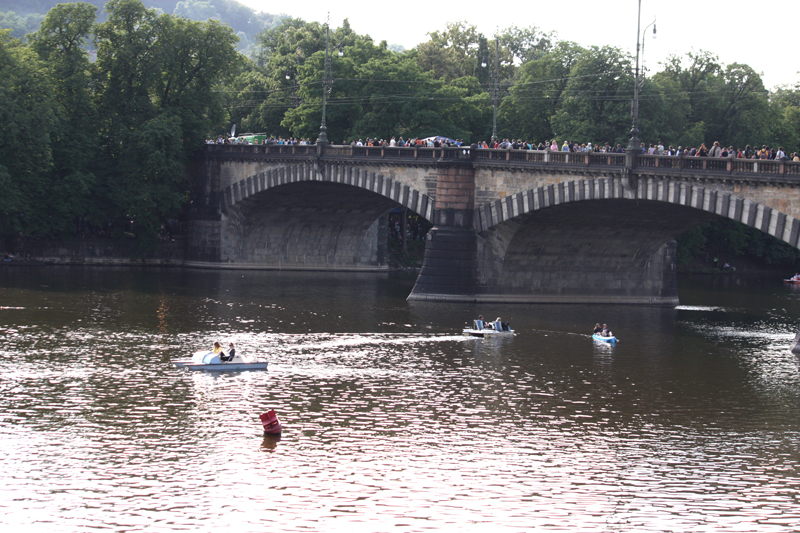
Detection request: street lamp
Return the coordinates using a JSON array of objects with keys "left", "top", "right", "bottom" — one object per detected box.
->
[
  {"left": 627, "top": 0, "right": 656, "bottom": 152},
  {"left": 482, "top": 32, "right": 500, "bottom": 144},
  {"left": 316, "top": 16, "right": 343, "bottom": 145}
]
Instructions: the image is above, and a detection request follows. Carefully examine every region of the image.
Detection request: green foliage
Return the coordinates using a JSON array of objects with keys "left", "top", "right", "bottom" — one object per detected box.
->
[
  {"left": 551, "top": 46, "right": 633, "bottom": 145},
  {"left": 92, "top": 0, "right": 237, "bottom": 242},
  {"left": 0, "top": 30, "right": 58, "bottom": 238},
  {"left": 499, "top": 41, "right": 584, "bottom": 143},
  {"left": 676, "top": 219, "right": 800, "bottom": 269},
  {"left": 653, "top": 51, "right": 771, "bottom": 149},
  {"left": 675, "top": 225, "right": 707, "bottom": 266},
  {"left": 1, "top": 0, "right": 281, "bottom": 56},
  {"left": 0, "top": 1, "right": 238, "bottom": 246},
  {"left": 0, "top": 11, "right": 45, "bottom": 38}
]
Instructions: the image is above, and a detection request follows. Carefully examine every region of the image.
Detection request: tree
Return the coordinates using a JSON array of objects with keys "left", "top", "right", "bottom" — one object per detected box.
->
[
  {"left": 28, "top": 3, "right": 99, "bottom": 234},
  {"left": 0, "top": 30, "right": 58, "bottom": 242},
  {"left": 0, "top": 11, "right": 45, "bottom": 38},
  {"left": 498, "top": 41, "right": 584, "bottom": 143},
  {"left": 499, "top": 25, "right": 555, "bottom": 64},
  {"left": 173, "top": 0, "right": 220, "bottom": 21},
  {"left": 654, "top": 50, "right": 769, "bottom": 148},
  {"left": 551, "top": 46, "right": 634, "bottom": 146},
  {"left": 418, "top": 21, "right": 491, "bottom": 83},
  {"left": 93, "top": 0, "right": 239, "bottom": 248}
]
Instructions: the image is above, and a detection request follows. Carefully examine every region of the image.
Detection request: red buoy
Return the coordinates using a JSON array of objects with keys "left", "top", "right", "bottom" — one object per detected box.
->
[{"left": 260, "top": 410, "right": 282, "bottom": 434}]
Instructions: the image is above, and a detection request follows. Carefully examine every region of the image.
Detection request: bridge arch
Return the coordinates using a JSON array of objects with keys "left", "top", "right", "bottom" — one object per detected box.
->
[
  {"left": 215, "top": 161, "right": 435, "bottom": 269},
  {"left": 469, "top": 176, "right": 800, "bottom": 304},
  {"left": 476, "top": 176, "right": 800, "bottom": 248},
  {"left": 220, "top": 161, "right": 435, "bottom": 224}
]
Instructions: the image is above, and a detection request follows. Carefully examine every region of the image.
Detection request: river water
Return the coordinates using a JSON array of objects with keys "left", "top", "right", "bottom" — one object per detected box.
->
[{"left": 1, "top": 266, "right": 799, "bottom": 532}]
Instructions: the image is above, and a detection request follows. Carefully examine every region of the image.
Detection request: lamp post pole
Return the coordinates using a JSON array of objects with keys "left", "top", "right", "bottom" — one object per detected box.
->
[
  {"left": 317, "top": 17, "right": 333, "bottom": 145},
  {"left": 492, "top": 35, "right": 499, "bottom": 143},
  {"left": 482, "top": 34, "right": 500, "bottom": 144},
  {"left": 628, "top": 0, "right": 643, "bottom": 152},
  {"left": 628, "top": 1, "right": 656, "bottom": 153}
]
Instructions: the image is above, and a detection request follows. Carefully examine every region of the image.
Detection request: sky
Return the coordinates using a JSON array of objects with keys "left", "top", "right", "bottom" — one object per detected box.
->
[{"left": 236, "top": 0, "right": 798, "bottom": 91}]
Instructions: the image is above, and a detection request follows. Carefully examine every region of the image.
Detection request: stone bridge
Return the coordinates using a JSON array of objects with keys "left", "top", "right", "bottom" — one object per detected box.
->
[{"left": 189, "top": 144, "right": 800, "bottom": 305}]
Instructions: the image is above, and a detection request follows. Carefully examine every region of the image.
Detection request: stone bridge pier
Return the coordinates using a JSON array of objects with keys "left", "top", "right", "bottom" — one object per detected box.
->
[{"left": 409, "top": 169, "right": 703, "bottom": 305}]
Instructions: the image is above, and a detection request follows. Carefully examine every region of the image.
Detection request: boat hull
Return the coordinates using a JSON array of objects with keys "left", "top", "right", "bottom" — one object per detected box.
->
[
  {"left": 463, "top": 329, "right": 515, "bottom": 338},
  {"left": 592, "top": 334, "right": 617, "bottom": 343},
  {"left": 177, "top": 361, "right": 268, "bottom": 371}
]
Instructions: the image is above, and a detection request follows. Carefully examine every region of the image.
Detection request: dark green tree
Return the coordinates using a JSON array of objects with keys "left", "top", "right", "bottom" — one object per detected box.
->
[
  {"left": 0, "top": 30, "right": 58, "bottom": 242},
  {"left": 93, "top": 0, "right": 238, "bottom": 249},
  {"left": 551, "top": 46, "right": 634, "bottom": 145},
  {"left": 498, "top": 41, "right": 584, "bottom": 143},
  {"left": 28, "top": 2, "right": 99, "bottom": 235}
]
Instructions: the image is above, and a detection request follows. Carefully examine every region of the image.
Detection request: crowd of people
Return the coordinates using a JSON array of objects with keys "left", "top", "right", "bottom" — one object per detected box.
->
[
  {"left": 388, "top": 212, "right": 427, "bottom": 242},
  {"left": 209, "top": 132, "right": 799, "bottom": 161},
  {"left": 483, "top": 138, "right": 800, "bottom": 160},
  {"left": 208, "top": 136, "right": 314, "bottom": 145}
]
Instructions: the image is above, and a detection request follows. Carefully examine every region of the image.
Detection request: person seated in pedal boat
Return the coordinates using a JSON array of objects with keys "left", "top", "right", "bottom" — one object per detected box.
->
[
  {"left": 601, "top": 324, "right": 612, "bottom": 337},
  {"left": 593, "top": 323, "right": 603, "bottom": 335},
  {"left": 220, "top": 342, "right": 235, "bottom": 362}
]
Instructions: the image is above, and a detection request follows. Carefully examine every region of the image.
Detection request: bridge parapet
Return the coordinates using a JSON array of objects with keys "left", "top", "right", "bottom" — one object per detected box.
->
[{"left": 203, "top": 144, "right": 800, "bottom": 180}]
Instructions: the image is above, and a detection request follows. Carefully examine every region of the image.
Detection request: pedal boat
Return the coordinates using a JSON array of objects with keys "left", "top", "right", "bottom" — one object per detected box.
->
[
  {"left": 463, "top": 319, "right": 515, "bottom": 337},
  {"left": 592, "top": 333, "right": 617, "bottom": 343},
  {"left": 174, "top": 350, "right": 268, "bottom": 371}
]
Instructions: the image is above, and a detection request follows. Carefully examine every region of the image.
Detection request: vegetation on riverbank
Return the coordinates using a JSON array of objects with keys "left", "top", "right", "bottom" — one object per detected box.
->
[
  {"left": 4, "top": 0, "right": 800, "bottom": 259},
  {"left": 676, "top": 219, "right": 800, "bottom": 273}
]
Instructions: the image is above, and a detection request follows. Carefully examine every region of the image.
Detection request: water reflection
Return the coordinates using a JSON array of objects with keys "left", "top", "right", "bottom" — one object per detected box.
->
[
  {"left": 0, "top": 267, "right": 799, "bottom": 531},
  {"left": 260, "top": 433, "right": 281, "bottom": 451}
]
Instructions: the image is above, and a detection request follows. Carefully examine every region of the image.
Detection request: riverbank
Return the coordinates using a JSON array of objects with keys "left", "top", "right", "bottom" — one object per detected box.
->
[
  {"left": 4, "top": 237, "right": 425, "bottom": 271},
  {"left": 677, "top": 254, "right": 798, "bottom": 275}
]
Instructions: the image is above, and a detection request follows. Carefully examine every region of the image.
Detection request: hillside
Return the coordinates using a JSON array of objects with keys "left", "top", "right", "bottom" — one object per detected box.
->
[{"left": 0, "top": 0, "right": 283, "bottom": 53}]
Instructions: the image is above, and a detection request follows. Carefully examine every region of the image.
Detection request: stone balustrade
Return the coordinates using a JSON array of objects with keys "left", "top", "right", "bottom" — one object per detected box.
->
[{"left": 204, "top": 144, "right": 800, "bottom": 178}]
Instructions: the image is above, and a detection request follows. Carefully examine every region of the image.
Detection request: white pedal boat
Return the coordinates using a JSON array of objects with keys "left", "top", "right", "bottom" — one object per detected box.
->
[
  {"left": 463, "top": 319, "right": 515, "bottom": 337},
  {"left": 174, "top": 350, "right": 268, "bottom": 371}
]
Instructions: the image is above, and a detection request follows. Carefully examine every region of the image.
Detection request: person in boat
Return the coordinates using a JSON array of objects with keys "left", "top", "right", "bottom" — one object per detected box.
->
[
  {"left": 593, "top": 323, "right": 603, "bottom": 334},
  {"left": 213, "top": 341, "right": 223, "bottom": 355},
  {"left": 601, "top": 324, "right": 612, "bottom": 337},
  {"left": 220, "top": 342, "right": 235, "bottom": 362}
]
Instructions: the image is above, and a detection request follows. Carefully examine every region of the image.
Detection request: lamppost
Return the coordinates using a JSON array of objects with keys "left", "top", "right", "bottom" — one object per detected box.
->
[
  {"left": 316, "top": 15, "right": 343, "bottom": 145},
  {"left": 482, "top": 32, "right": 500, "bottom": 144},
  {"left": 286, "top": 49, "right": 301, "bottom": 109},
  {"left": 627, "top": 0, "right": 657, "bottom": 152}
]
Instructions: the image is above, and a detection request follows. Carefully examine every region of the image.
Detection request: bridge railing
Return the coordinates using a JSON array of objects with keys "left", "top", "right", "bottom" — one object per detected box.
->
[
  {"left": 205, "top": 143, "right": 316, "bottom": 156},
  {"left": 203, "top": 144, "right": 800, "bottom": 177},
  {"left": 637, "top": 154, "right": 800, "bottom": 176}
]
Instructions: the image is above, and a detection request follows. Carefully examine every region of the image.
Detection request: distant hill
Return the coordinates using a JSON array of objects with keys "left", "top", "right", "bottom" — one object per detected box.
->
[{"left": 0, "top": 0, "right": 284, "bottom": 54}]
